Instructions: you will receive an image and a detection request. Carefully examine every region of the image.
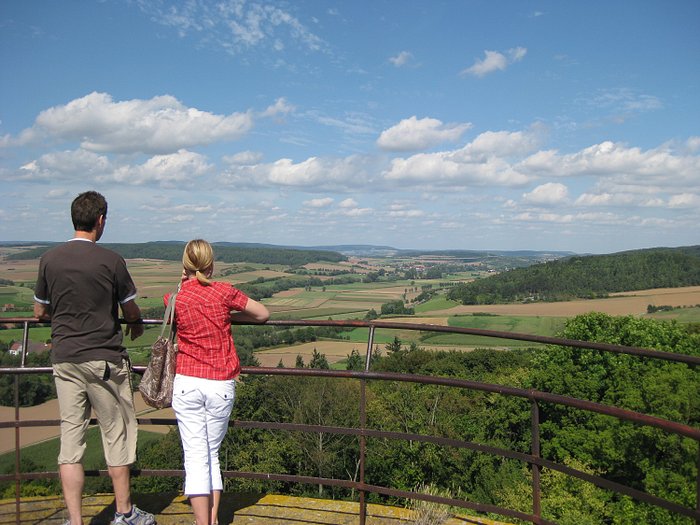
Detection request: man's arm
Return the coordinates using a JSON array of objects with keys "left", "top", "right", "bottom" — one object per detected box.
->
[
  {"left": 33, "top": 301, "right": 51, "bottom": 321},
  {"left": 121, "top": 299, "right": 144, "bottom": 340}
]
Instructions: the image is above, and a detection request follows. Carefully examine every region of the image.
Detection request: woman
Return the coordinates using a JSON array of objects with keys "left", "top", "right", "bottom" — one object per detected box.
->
[{"left": 165, "top": 239, "right": 269, "bottom": 525}]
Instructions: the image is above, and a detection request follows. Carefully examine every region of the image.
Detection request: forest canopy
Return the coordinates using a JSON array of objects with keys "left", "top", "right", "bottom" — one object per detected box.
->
[
  {"left": 447, "top": 246, "right": 700, "bottom": 305},
  {"left": 6, "top": 242, "right": 347, "bottom": 266}
]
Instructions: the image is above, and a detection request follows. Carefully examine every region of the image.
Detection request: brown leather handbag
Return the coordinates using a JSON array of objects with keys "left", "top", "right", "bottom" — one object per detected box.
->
[{"left": 139, "top": 292, "right": 177, "bottom": 409}]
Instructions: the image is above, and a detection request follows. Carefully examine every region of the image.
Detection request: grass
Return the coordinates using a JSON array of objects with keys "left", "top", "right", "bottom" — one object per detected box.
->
[
  {"left": 417, "top": 314, "right": 567, "bottom": 348},
  {"left": 0, "top": 286, "right": 35, "bottom": 308},
  {"left": 408, "top": 483, "right": 453, "bottom": 525},
  {"left": 448, "top": 313, "right": 567, "bottom": 334},
  {"left": 0, "top": 326, "right": 53, "bottom": 345},
  {"left": 646, "top": 305, "right": 700, "bottom": 323},
  {"left": 414, "top": 295, "right": 460, "bottom": 313},
  {"left": 0, "top": 428, "right": 165, "bottom": 475}
]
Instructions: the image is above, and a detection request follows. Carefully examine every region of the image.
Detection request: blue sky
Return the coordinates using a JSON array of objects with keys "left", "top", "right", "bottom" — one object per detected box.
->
[{"left": 1, "top": 1, "right": 699, "bottom": 254}]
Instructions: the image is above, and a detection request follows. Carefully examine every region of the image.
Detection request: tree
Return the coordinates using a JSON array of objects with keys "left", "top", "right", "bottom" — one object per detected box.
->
[
  {"left": 309, "top": 348, "right": 329, "bottom": 369},
  {"left": 364, "top": 308, "right": 378, "bottom": 320},
  {"left": 385, "top": 336, "right": 402, "bottom": 354},
  {"left": 528, "top": 313, "right": 700, "bottom": 524},
  {"left": 346, "top": 348, "right": 364, "bottom": 371},
  {"left": 295, "top": 354, "right": 305, "bottom": 368}
]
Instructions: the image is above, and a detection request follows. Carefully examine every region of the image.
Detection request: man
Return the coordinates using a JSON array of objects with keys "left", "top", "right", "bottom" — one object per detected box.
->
[{"left": 33, "top": 191, "right": 155, "bottom": 525}]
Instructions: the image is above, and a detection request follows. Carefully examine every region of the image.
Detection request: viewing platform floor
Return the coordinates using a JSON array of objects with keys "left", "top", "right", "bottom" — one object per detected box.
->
[{"left": 0, "top": 493, "right": 510, "bottom": 525}]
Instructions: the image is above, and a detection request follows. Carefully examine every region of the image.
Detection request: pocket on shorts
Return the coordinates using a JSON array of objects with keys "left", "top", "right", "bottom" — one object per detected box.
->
[
  {"left": 209, "top": 381, "right": 235, "bottom": 416},
  {"left": 172, "top": 376, "right": 201, "bottom": 409}
]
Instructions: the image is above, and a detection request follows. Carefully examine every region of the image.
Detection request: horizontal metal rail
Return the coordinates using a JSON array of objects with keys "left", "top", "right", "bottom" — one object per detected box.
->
[
  {"left": 4, "top": 317, "right": 700, "bottom": 366},
  {"left": 1, "top": 317, "right": 699, "bottom": 524}
]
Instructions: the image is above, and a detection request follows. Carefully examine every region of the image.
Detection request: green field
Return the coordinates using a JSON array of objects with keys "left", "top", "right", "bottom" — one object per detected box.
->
[
  {"left": 646, "top": 305, "right": 700, "bottom": 323},
  {"left": 414, "top": 294, "right": 460, "bottom": 313},
  {"left": 0, "top": 428, "right": 165, "bottom": 478},
  {"left": 415, "top": 314, "right": 567, "bottom": 348},
  {"left": 0, "top": 285, "right": 35, "bottom": 309}
]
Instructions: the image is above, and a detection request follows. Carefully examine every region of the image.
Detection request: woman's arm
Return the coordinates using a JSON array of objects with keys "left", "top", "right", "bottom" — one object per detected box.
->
[{"left": 230, "top": 297, "right": 270, "bottom": 324}]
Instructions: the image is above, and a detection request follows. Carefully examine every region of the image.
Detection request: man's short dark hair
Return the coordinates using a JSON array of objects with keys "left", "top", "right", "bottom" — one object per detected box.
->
[{"left": 71, "top": 191, "right": 108, "bottom": 232}]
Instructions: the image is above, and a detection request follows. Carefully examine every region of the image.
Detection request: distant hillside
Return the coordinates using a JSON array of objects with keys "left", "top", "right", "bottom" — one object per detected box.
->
[
  {"left": 6, "top": 242, "right": 346, "bottom": 266},
  {"left": 447, "top": 245, "right": 700, "bottom": 305},
  {"left": 395, "top": 249, "right": 574, "bottom": 269}
]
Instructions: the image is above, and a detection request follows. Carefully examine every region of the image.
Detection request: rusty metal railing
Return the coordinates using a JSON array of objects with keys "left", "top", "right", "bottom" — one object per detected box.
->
[{"left": 1, "top": 317, "right": 699, "bottom": 524}]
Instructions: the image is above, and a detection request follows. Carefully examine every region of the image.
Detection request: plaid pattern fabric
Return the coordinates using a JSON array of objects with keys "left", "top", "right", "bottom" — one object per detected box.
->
[{"left": 165, "top": 279, "right": 249, "bottom": 380}]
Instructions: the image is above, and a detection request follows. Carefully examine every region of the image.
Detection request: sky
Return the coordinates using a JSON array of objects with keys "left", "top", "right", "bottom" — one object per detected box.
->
[{"left": 1, "top": 1, "right": 699, "bottom": 254}]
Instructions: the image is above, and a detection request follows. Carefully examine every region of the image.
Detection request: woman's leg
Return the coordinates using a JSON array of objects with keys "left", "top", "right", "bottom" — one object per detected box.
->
[
  {"left": 203, "top": 380, "right": 235, "bottom": 525},
  {"left": 189, "top": 495, "right": 211, "bottom": 525},
  {"left": 172, "top": 375, "right": 213, "bottom": 524},
  {"left": 210, "top": 490, "right": 221, "bottom": 525}
]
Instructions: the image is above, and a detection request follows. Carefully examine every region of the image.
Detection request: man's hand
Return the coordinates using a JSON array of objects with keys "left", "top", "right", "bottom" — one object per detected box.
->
[
  {"left": 125, "top": 322, "right": 144, "bottom": 340},
  {"left": 121, "top": 300, "right": 144, "bottom": 340},
  {"left": 34, "top": 302, "right": 51, "bottom": 321}
]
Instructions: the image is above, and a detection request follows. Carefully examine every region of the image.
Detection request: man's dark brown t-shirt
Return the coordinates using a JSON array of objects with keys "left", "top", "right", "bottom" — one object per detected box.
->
[{"left": 34, "top": 239, "right": 138, "bottom": 364}]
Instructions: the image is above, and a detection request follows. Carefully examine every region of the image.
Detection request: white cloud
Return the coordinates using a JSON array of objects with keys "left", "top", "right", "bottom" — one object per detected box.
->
[
  {"left": 107, "top": 149, "right": 213, "bottom": 186},
  {"left": 377, "top": 116, "right": 472, "bottom": 151},
  {"left": 686, "top": 136, "right": 700, "bottom": 152},
  {"left": 575, "top": 192, "right": 614, "bottom": 206},
  {"left": 518, "top": 140, "right": 700, "bottom": 188},
  {"left": 223, "top": 151, "right": 264, "bottom": 165},
  {"left": 575, "top": 192, "right": 657, "bottom": 208},
  {"left": 509, "top": 47, "right": 527, "bottom": 62},
  {"left": 12, "top": 149, "right": 112, "bottom": 181},
  {"left": 261, "top": 97, "right": 295, "bottom": 118},
  {"left": 668, "top": 193, "right": 700, "bottom": 208},
  {"left": 338, "top": 198, "right": 358, "bottom": 208},
  {"left": 304, "top": 197, "right": 334, "bottom": 208},
  {"left": 382, "top": 128, "right": 541, "bottom": 187},
  {"left": 144, "top": 203, "right": 213, "bottom": 213},
  {"left": 218, "top": 154, "right": 375, "bottom": 191},
  {"left": 462, "top": 47, "right": 527, "bottom": 77},
  {"left": 137, "top": 1, "right": 326, "bottom": 56},
  {"left": 15, "top": 92, "right": 254, "bottom": 154},
  {"left": 310, "top": 110, "right": 377, "bottom": 136},
  {"left": 46, "top": 188, "right": 70, "bottom": 199},
  {"left": 523, "top": 183, "right": 569, "bottom": 205},
  {"left": 388, "top": 209, "right": 425, "bottom": 218},
  {"left": 587, "top": 88, "right": 663, "bottom": 113},
  {"left": 515, "top": 211, "right": 622, "bottom": 225},
  {"left": 464, "top": 127, "right": 544, "bottom": 158},
  {"left": 389, "top": 51, "right": 413, "bottom": 67},
  {"left": 341, "top": 207, "right": 372, "bottom": 217}
]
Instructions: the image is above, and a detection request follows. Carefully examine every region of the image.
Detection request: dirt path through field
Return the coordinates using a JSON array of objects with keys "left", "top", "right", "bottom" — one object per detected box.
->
[{"left": 0, "top": 396, "right": 174, "bottom": 454}]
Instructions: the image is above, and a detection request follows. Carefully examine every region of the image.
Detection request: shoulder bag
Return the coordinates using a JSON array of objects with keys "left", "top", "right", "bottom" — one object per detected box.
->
[{"left": 139, "top": 291, "right": 178, "bottom": 409}]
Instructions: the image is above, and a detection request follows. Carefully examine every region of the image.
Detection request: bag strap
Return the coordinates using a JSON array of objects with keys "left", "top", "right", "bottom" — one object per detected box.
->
[{"left": 160, "top": 291, "right": 177, "bottom": 340}]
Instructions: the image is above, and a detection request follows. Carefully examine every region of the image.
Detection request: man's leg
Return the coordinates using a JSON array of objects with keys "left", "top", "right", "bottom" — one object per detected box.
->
[
  {"left": 53, "top": 363, "right": 92, "bottom": 525},
  {"left": 87, "top": 360, "right": 146, "bottom": 521},
  {"left": 108, "top": 465, "right": 132, "bottom": 514},
  {"left": 59, "top": 463, "right": 85, "bottom": 525}
]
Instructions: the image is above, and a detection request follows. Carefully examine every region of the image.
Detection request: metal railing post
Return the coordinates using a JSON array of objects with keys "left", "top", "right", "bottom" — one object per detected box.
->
[
  {"left": 14, "top": 320, "right": 31, "bottom": 524},
  {"left": 531, "top": 399, "right": 541, "bottom": 524},
  {"left": 359, "top": 324, "right": 375, "bottom": 525},
  {"left": 696, "top": 446, "right": 699, "bottom": 525}
]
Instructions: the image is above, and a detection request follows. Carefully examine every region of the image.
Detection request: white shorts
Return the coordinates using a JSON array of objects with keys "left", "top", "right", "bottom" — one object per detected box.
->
[{"left": 172, "top": 374, "right": 235, "bottom": 495}]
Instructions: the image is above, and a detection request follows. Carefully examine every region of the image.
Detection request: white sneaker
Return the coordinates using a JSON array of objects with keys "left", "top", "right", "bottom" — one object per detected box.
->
[{"left": 112, "top": 505, "right": 156, "bottom": 525}]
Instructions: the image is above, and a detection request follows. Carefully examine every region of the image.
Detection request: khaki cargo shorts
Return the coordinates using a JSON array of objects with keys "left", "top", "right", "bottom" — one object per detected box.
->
[{"left": 53, "top": 359, "right": 137, "bottom": 466}]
